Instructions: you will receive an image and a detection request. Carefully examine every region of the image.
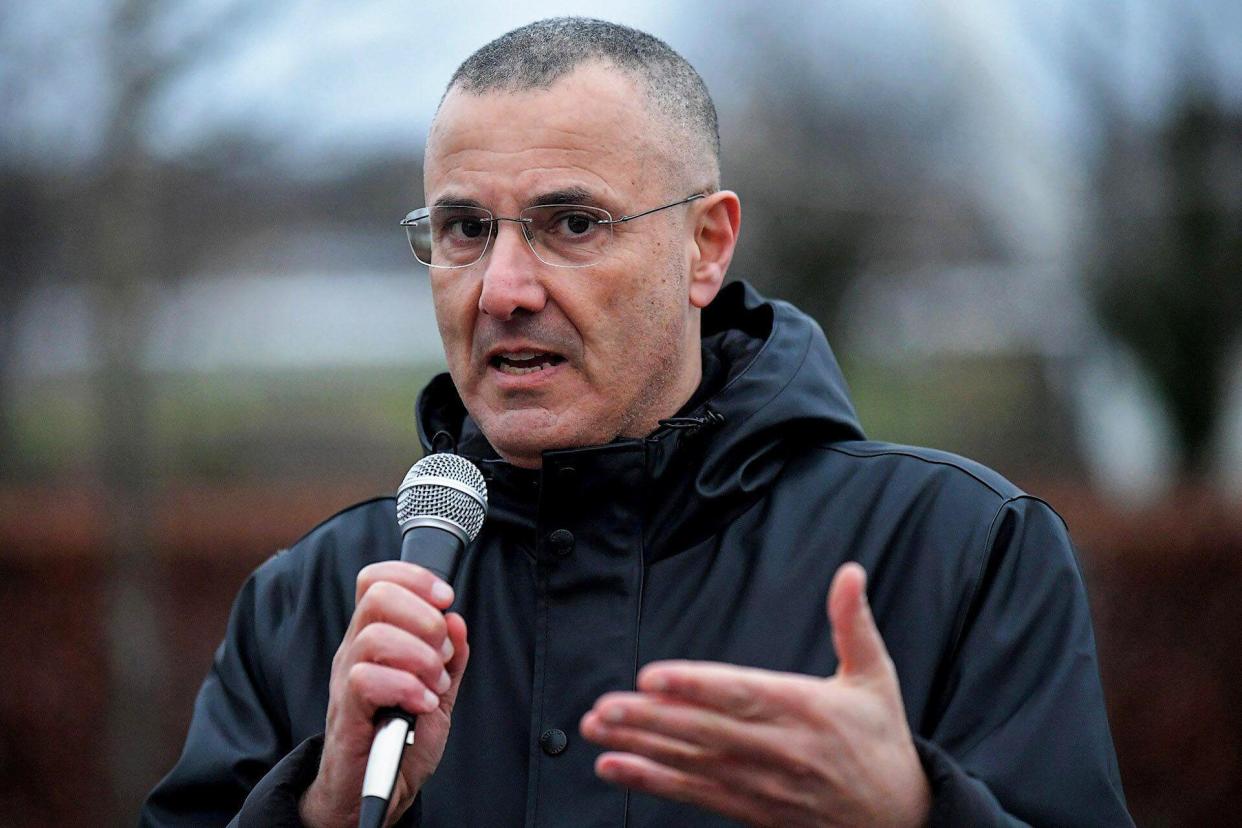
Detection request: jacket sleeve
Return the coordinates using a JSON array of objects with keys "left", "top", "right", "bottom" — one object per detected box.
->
[
  {"left": 917, "top": 496, "right": 1133, "bottom": 827},
  {"left": 140, "top": 553, "right": 318, "bottom": 826}
]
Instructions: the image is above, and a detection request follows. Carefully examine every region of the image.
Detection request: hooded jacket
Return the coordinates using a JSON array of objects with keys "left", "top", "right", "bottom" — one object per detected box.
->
[{"left": 143, "top": 281, "right": 1132, "bottom": 827}]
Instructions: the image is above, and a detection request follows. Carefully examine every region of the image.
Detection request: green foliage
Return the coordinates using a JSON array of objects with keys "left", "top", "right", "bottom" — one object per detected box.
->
[{"left": 11, "top": 365, "right": 445, "bottom": 484}]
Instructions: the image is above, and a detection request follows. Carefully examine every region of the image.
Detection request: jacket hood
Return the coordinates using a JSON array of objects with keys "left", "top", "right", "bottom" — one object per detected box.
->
[{"left": 415, "top": 281, "right": 863, "bottom": 549}]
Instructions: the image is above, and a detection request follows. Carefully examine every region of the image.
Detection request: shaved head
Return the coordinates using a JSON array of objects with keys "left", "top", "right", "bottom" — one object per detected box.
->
[{"left": 437, "top": 17, "right": 721, "bottom": 192}]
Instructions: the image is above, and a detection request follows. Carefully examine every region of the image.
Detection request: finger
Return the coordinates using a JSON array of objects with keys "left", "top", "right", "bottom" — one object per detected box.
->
[
  {"left": 343, "top": 661, "right": 441, "bottom": 723},
  {"left": 595, "top": 752, "right": 772, "bottom": 827},
  {"left": 586, "top": 717, "right": 820, "bottom": 821},
  {"left": 352, "top": 580, "right": 448, "bottom": 650},
  {"left": 353, "top": 622, "right": 451, "bottom": 695},
  {"left": 442, "top": 613, "right": 470, "bottom": 686},
  {"left": 404, "top": 614, "right": 471, "bottom": 779},
  {"left": 828, "top": 562, "right": 890, "bottom": 679},
  {"left": 636, "top": 661, "right": 815, "bottom": 720},
  {"left": 580, "top": 709, "right": 713, "bottom": 771},
  {"left": 586, "top": 692, "right": 790, "bottom": 766},
  {"left": 400, "top": 615, "right": 470, "bottom": 790},
  {"left": 355, "top": 561, "right": 455, "bottom": 610}
]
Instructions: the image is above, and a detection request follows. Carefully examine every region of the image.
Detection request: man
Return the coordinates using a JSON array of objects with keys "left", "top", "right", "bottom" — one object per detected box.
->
[{"left": 143, "top": 17, "right": 1132, "bottom": 827}]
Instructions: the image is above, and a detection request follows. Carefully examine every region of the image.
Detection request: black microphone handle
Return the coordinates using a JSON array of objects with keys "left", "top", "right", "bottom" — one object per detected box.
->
[
  {"left": 400, "top": 525, "right": 465, "bottom": 583},
  {"left": 360, "top": 525, "right": 465, "bottom": 828}
]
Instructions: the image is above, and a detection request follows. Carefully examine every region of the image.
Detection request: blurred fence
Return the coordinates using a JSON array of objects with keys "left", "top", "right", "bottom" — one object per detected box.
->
[{"left": 1, "top": 481, "right": 1239, "bottom": 826}]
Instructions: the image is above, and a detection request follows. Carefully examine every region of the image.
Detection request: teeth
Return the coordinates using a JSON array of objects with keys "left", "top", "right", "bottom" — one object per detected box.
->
[
  {"left": 498, "top": 361, "right": 551, "bottom": 375},
  {"left": 493, "top": 350, "right": 561, "bottom": 376}
]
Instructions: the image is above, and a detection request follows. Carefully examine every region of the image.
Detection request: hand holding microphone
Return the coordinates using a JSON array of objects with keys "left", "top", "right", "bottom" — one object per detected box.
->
[{"left": 299, "top": 454, "right": 487, "bottom": 828}]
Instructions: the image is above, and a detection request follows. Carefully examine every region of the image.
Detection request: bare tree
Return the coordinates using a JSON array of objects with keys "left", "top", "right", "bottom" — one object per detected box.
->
[
  {"left": 705, "top": 2, "right": 1005, "bottom": 336},
  {"left": 1090, "top": 95, "right": 1242, "bottom": 477},
  {"left": 3, "top": 0, "right": 275, "bottom": 818},
  {"left": 1063, "top": 0, "right": 1242, "bottom": 478}
]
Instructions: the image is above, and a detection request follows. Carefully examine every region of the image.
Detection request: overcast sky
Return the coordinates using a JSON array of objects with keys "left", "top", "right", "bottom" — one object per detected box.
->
[{"left": 4, "top": 0, "right": 1237, "bottom": 172}]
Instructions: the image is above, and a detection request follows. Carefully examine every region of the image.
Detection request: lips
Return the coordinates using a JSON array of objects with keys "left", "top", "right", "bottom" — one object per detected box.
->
[{"left": 489, "top": 350, "right": 567, "bottom": 375}]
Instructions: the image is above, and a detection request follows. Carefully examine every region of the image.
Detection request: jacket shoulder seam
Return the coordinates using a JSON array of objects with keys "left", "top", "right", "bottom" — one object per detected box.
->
[
  {"left": 952, "top": 494, "right": 1070, "bottom": 673},
  {"left": 819, "top": 444, "right": 1014, "bottom": 500}
]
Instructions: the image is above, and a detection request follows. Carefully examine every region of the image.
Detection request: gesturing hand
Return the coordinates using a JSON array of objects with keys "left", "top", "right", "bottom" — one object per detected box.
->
[{"left": 580, "top": 563, "right": 930, "bottom": 828}]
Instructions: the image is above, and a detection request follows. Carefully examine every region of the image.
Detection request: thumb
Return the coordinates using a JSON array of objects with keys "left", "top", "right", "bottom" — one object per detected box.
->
[{"left": 828, "top": 562, "right": 890, "bottom": 680}]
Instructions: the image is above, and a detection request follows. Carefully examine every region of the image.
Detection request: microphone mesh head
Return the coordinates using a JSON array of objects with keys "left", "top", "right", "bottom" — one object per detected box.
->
[{"left": 396, "top": 453, "right": 488, "bottom": 542}]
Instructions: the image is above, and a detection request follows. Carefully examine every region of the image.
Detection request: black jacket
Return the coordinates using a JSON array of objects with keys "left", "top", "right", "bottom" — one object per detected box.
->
[{"left": 143, "top": 282, "right": 1132, "bottom": 826}]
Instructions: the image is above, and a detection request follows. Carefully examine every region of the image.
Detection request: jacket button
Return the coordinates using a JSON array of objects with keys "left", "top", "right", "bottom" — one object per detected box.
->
[
  {"left": 540, "top": 728, "right": 568, "bottom": 756},
  {"left": 547, "top": 529, "right": 575, "bottom": 557}
]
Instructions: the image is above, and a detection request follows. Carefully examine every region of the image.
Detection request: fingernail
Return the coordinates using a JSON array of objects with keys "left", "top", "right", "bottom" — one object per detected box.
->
[
  {"left": 423, "top": 688, "right": 439, "bottom": 709},
  {"left": 436, "top": 670, "right": 451, "bottom": 693},
  {"left": 431, "top": 580, "right": 454, "bottom": 603},
  {"left": 603, "top": 706, "right": 625, "bottom": 724},
  {"left": 646, "top": 674, "right": 667, "bottom": 692},
  {"left": 440, "top": 637, "right": 455, "bottom": 661}
]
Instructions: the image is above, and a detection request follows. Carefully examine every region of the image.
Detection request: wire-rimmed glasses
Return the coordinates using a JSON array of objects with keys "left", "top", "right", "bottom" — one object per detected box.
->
[{"left": 400, "top": 193, "right": 705, "bottom": 269}]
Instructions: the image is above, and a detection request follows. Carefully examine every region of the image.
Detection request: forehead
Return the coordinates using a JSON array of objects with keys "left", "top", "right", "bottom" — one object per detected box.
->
[{"left": 424, "top": 64, "right": 667, "bottom": 204}]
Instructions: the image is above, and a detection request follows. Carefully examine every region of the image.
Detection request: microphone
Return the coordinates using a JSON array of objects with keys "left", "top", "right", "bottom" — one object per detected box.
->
[{"left": 359, "top": 453, "right": 488, "bottom": 828}]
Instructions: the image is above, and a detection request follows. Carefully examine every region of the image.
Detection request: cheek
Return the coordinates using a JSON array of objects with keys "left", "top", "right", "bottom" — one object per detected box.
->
[
  {"left": 431, "top": 279, "right": 478, "bottom": 371},
  {"left": 595, "top": 249, "right": 684, "bottom": 362}
]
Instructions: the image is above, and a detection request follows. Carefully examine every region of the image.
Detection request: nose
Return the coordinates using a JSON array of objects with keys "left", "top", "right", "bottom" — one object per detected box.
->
[{"left": 477, "top": 220, "right": 548, "bottom": 321}]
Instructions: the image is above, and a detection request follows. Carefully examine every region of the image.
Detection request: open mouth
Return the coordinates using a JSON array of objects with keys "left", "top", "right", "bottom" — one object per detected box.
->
[{"left": 490, "top": 351, "right": 567, "bottom": 375}]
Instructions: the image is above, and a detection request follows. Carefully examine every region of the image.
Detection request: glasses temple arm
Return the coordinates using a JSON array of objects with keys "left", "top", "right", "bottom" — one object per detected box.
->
[{"left": 600, "top": 193, "right": 707, "bottom": 225}]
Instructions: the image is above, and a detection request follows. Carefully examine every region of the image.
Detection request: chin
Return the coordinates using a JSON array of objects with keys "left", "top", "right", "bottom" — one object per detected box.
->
[{"left": 480, "top": 408, "right": 610, "bottom": 467}]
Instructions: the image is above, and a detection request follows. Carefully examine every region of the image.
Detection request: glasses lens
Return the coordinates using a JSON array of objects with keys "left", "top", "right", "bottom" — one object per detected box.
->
[
  {"left": 521, "top": 204, "right": 612, "bottom": 267},
  {"left": 404, "top": 215, "right": 432, "bottom": 264},
  {"left": 408, "top": 206, "right": 493, "bottom": 268}
]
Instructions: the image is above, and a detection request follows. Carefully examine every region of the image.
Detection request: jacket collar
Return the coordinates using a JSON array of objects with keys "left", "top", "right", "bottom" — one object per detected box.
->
[{"left": 414, "top": 281, "right": 864, "bottom": 554}]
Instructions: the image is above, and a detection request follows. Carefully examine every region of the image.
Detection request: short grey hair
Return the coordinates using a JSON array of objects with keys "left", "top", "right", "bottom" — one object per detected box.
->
[{"left": 441, "top": 17, "right": 720, "bottom": 188}]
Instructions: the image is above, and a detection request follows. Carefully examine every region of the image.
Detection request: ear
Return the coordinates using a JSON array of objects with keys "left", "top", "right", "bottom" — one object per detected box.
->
[{"left": 687, "top": 190, "right": 741, "bottom": 309}]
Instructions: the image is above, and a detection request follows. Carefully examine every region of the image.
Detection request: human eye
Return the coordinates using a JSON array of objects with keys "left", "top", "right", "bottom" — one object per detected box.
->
[
  {"left": 541, "top": 207, "right": 605, "bottom": 240},
  {"left": 432, "top": 207, "right": 492, "bottom": 242}
]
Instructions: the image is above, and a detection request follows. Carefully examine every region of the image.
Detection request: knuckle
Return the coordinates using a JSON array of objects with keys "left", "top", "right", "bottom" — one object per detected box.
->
[
  {"left": 413, "top": 642, "right": 442, "bottom": 673},
  {"left": 354, "top": 581, "right": 385, "bottom": 614},
  {"left": 355, "top": 563, "right": 386, "bottom": 596},
  {"left": 345, "top": 662, "right": 371, "bottom": 694},
  {"left": 413, "top": 608, "right": 446, "bottom": 641},
  {"left": 731, "top": 689, "right": 765, "bottom": 720},
  {"left": 358, "top": 581, "right": 410, "bottom": 619},
  {"left": 781, "top": 749, "right": 818, "bottom": 783},
  {"left": 754, "top": 771, "right": 804, "bottom": 808},
  {"left": 354, "top": 622, "right": 381, "bottom": 650},
  {"left": 353, "top": 623, "right": 396, "bottom": 664},
  {"left": 368, "top": 579, "right": 402, "bottom": 603}
]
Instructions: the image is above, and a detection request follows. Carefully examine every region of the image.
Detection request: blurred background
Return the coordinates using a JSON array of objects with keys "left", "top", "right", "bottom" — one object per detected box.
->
[{"left": 2, "top": 1, "right": 1240, "bottom": 824}]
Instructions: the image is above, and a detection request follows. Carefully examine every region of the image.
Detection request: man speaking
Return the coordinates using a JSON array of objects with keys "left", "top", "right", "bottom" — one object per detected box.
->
[{"left": 143, "top": 17, "right": 1132, "bottom": 827}]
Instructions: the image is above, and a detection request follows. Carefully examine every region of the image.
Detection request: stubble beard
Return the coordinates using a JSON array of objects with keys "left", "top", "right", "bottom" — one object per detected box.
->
[{"left": 613, "top": 262, "right": 699, "bottom": 440}]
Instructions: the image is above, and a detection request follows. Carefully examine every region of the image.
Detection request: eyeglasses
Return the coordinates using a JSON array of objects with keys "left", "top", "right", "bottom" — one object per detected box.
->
[{"left": 400, "top": 193, "right": 705, "bottom": 269}]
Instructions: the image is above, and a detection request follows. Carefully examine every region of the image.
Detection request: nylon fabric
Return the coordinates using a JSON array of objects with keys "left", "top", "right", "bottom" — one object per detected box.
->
[{"left": 142, "top": 281, "right": 1132, "bottom": 827}]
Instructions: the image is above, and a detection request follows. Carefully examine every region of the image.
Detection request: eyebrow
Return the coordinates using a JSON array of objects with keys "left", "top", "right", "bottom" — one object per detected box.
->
[
  {"left": 528, "top": 187, "right": 595, "bottom": 207},
  {"left": 431, "top": 187, "right": 600, "bottom": 210},
  {"left": 433, "top": 193, "right": 485, "bottom": 208}
]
